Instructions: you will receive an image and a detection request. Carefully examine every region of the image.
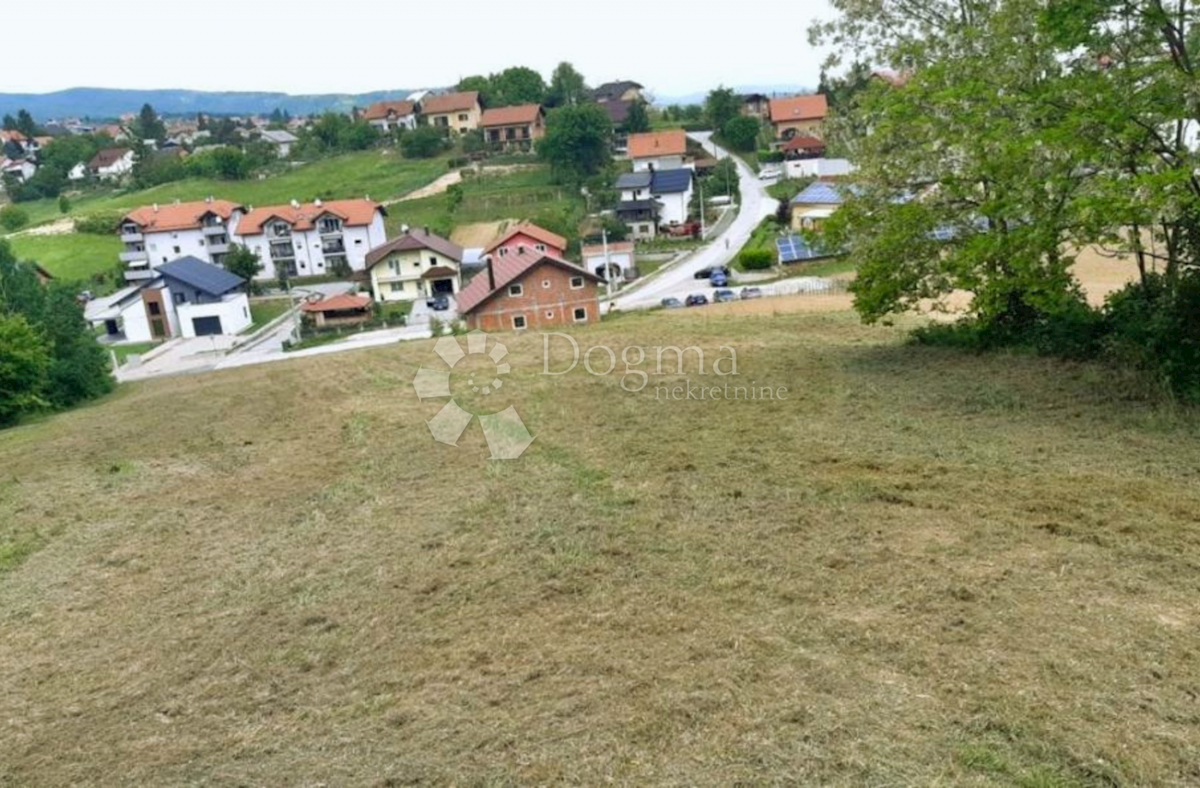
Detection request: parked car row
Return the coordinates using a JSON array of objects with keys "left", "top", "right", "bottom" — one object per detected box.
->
[{"left": 662, "top": 286, "right": 765, "bottom": 309}]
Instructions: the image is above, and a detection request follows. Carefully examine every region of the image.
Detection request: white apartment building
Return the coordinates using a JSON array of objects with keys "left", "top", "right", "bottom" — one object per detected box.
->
[
  {"left": 235, "top": 199, "right": 387, "bottom": 279},
  {"left": 118, "top": 198, "right": 246, "bottom": 283}
]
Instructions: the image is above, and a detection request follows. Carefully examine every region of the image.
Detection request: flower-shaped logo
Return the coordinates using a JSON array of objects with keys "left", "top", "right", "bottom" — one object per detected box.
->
[{"left": 411, "top": 330, "right": 535, "bottom": 460}]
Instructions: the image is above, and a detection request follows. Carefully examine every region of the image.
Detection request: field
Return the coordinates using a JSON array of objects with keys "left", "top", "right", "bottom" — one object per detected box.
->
[
  {"left": 2, "top": 305, "right": 1199, "bottom": 785},
  {"left": 4, "top": 231, "right": 121, "bottom": 281}
]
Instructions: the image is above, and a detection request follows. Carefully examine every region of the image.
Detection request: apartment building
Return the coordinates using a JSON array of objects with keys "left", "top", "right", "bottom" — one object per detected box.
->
[
  {"left": 118, "top": 198, "right": 246, "bottom": 282},
  {"left": 235, "top": 198, "right": 387, "bottom": 279}
]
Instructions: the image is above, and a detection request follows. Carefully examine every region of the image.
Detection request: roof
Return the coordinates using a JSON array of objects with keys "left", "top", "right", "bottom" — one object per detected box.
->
[
  {"left": 457, "top": 251, "right": 602, "bottom": 314},
  {"left": 616, "top": 172, "right": 652, "bottom": 190},
  {"left": 260, "top": 129, "right": 298, "bottom": 144},
  {"left": 123, "top": 199, "right": 245, "bottom": 233},
  {"left": 157, "top": 256, "right": 245, "bottom": 297},
  {"left": 237, "top": 199, "right": 383, "bottom": 236},
  {"left": 776, "top": 235, "right": 831, "bottom": 264},
  {"left": 781, "top": 135, "right": 826, "bottom": 152},
  {"left": 420, "top": 91, "right": 480, "bottom": 115},
  {"left": 365, "top": 228, "right": 464, "bottom": 267},
  {"left": 421, "top": 266, "right": 459, "bottom": 280},
  {"left": 481, "top": 104, "right": 542, "bottom": 127},
  {"left": 628, "top": 130, "right": 687, "bottom": 159},
  {"left": 484, "top": 222, "right": 568, "bottom": 254},
  {"left": 88, "top": 148, "right": 131, "bottom": 169},
  {"left": 362, "top": 99, "right": 417, "bottom": 121},
  {"left": 650, "top": 168, "right": 694, "bottom": 195},
  {"left": 593, "top": 81, "right": 644, "bottom": 102},
  {"left": 300, "top": 293, "right": 372, "bottom": 313},
  {"left": 769, "top": 94, "right": 829, "bottom": 124},
  {"left": 791, "top": 181, "right": 848, "bottom": 205}
]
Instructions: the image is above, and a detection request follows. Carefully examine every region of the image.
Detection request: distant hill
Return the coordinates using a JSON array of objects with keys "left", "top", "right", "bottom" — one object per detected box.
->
[
  {"left": 0, "top": 87, "right": 422, "bottom": 121},
  {"left": 653, "top": 84, "right": 815, "bottom": 106}
]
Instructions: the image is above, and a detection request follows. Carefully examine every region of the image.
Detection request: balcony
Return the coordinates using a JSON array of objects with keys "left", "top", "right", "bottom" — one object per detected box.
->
[
  {"left": 319, "top": 227, "right": 344, "bottom": 239},
  {"left": 119, "top": 249, "right": 149, "bottom": 263},
  {"left": 202, "top": 223, "right": 226, "bottom": 236},
  {"left": 321, "top": 240, "right": 346, "bottom": 255},
  {"left": 120, "top": 231, "right": 144, "bottom": 243},
  {"left": 124, "top": 268, "right": 156, "bottom": 283},
  {"left": 208, "top": 242, "right": 230, "bottom": 255}
]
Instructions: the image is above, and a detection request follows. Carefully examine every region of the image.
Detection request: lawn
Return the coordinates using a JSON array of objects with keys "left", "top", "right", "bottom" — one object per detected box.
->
[
  {"left": 16, "top": 149, "right": 452, "bottom": 227},
  {"left": 247, "top": 298, "right": 293, "bottom": 331},
  {"left": 5, "top": 232, "right": 121, "bottom": 283},
  {"left": 109, "top": 342, "right": 159, "bottom": 368},
  {"left": 1, "top": 308, "right": 1199, "bottom": 784}
]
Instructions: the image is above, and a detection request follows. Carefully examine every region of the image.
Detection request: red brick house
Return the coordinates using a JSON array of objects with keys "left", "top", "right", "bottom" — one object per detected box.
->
[
  {"left": 457, "top": 250, "right": 603, "bottom": 332},
  {"left": 484, "top": 223, "right": 568, "bottom": 259}
]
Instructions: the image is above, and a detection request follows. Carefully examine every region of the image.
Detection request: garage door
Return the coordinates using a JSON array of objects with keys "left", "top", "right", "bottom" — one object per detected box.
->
[{"left": 191, "top": 316, "right": 223, "bottom": 336}]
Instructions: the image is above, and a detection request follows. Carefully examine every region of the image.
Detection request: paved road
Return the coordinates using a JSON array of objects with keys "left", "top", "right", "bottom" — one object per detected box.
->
[{"left": 614, "top": 132, "right": 779, "bottom": 310}]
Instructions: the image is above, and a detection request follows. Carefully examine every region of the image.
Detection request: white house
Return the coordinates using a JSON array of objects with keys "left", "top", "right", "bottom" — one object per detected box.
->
[
  {"left": 118, "top": 198, "right": 246, "bottom": 282},
  {"left": 627, "top": 130, "right": 691, "bottom": 173},
  {"left": 260, "top": 129, "right": 298, "bottom": 157},
  {"left": 88, "top": 147, "right": 134, "bottom": 180},
  {"left": 67, "top": 162, "right": 88, "bottom": 181},
  {"left": 362, "top": 99, "right": 418, "bottom": 132},
  {"left": 649, "top": 168, "right": 694, "bottom": 227},
  {"left": 235, "top": 198, "right": 387, "bottom": 280},
  {"left": 0, "top": 157, "right": 37, "bottom": 182},
  {"left": 785, "top": 157, "right": 856, "bottom": 180},
  {"left": 90, "top": 256, "right": 252, "bottom": 343}
]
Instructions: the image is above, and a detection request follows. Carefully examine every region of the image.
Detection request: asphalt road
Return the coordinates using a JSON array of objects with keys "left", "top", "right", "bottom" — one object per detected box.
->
[{"left": 614, "top": 132, "right": 779, "bottom": 310}]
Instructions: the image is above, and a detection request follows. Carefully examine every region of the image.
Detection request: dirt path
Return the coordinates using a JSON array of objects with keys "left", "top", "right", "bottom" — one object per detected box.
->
[
  {"left": 387, "top": 164, "right": 538, "bottom": 204},
  {"left": 6, "top": 217, "right": 76, "bottom": 238}
]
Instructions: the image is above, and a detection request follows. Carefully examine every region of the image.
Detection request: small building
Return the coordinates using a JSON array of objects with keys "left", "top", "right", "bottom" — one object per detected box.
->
[
  {"left": 88, "top": 147, "right": 135, "bottom": 180},
  {"left": 627, "top": 130, "right": 689, "bottom": 172},
  {"left": 480, "top": 104, "right": 545, "bottom": 150},
  {"left": 615, "top": 200, "right": 660, "bottom": 240},
  {"left": 260, "top": 129, "right": 298, "bottom": 157},
  {"left": 365, "top": 227, "right": 464, "bottom": 303},
  {"left": 420, "top": 91, "right": 482, "bottom": 133},
  {"left": 790, "top": 181, "right": 849, "bottom": 232},
  {"left": 0, "top": 157, "right": 36, "bottom": 182},
  {"left": 780, "top": 135, "right": 826, "bottom": 160},
  {"left": 768, "top": 94, "right": 828, "bottom": 141},
  {"left": 581, "top": 241, "right": 636, "bottom": 284},
  {"left": 362, "top": 99, "right": 418, "bottom": 132},
  {"left": 741, "top": 93, "right": 772, "bottom": 120},
  {"left": 593, "top": 81, "right": 645, "bottom": 104},
  {"left": 485, "top": 222, "right": 569, "bottom": 259},
  {"left": 300, "top": 293, "right": 373, "bottom": 328},
  {"left": 457, "top": 250, "right": 604, "bottom": 332}
]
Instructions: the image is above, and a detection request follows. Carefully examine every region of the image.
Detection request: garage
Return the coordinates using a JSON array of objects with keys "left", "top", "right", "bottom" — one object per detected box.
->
[{"left": 191, "top": 316, "right": 224, "bottom": 336}]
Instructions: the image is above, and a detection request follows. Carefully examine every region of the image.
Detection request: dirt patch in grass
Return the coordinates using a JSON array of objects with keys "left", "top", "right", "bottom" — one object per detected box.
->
[{"left": 1, "top": 309, "right": 1199, "bottom": 785}]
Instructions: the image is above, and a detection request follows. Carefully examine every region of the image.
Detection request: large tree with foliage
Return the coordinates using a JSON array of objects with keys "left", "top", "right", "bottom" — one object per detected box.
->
[
  {"left": 623, "top": 100, "right": 651, "bottom": 134},
  {"left": 546, "top": 62, "right": 589, "bottom": 108},
  {"left": 538, "top": 103, "right": 614, "bottom": 183},
  {"left": 222, "top": 244, "right": 264, "bottom": 293},
  {"left": 457, "top": 75, "right": 494, "bottom": 107},
  {"left": 722, "top": 116, "right": 760, "bottom": 152},
  {"left": 0, "top": 314, "right": 50, "bottom": 427},
  {"left": 132, "top": 103, "right": 167, "bottom": 141},
  {"left": 490, "top": 66, "right": 547, "bottom": 107},
  {"left": 704, "top": 87, "right": 741, "bottom": 133}
]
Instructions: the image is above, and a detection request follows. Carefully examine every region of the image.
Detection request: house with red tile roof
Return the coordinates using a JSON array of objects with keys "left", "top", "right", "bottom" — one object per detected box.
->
[
  {"left": 484, "top": 223, "right": 569, "bottom": 259},
  {"left": 300, "top": 293, "right": 373, "bottom": 328},
  {"left": 768, "top": 94, "right": 828, "bottom": 140},
  {"left": 235, "top": 198, "right": 387, "bottom": 280},
  {"left": 458, "top": 249, "right": 603, "bottom": 332},
  {"left": 480, "top": 104, "right": 545, "bottom": 150},
  {"left": 627, "top": 130, "right": 690, "bottom": 172},
  {"left": 419, "top": 91, "right": 482, "bottom": 133},
  {"left": 362, "top": 100, "right": 418, "bottom": 132},
  {"left": 118, "top": 198, "right": 246, "bottom": 281},
  {"left": 365, "top": 228, "right": 464, "bottom": 303}
]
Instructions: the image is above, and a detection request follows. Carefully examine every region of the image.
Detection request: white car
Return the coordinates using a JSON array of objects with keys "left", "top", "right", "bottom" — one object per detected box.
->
[{"left": 758, "top": 166, "right": 783, "bottom": 180}]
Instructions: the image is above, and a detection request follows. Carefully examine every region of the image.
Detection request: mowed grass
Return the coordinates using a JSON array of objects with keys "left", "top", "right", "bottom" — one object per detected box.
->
[
  {"left": 17, "top": 149, "right": 451, "bottom": 227},
  {"left": 5, "top": 232, "right": 121, "bottom": 282},
  {"left": 2, "top": 309, "right": 1200, "bottom": 785}
]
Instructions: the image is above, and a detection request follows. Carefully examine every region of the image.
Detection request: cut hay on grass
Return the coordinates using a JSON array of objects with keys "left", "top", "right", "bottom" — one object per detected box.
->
[{"left": 1, "top": 309, "right": 1199, "bottom": 786}]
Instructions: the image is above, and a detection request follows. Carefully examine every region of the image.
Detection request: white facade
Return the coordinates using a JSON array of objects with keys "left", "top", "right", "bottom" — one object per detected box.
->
[
  {"left": 95, "top": 151, "right": 135, "bottom": 180},
  {"left": 632, "top": 154, "right": 686, "bottom": 173},
  {"left": 785, "top": 158, "right": 856, "bottom": 180},
  {"left": 0, "top": 159, "right": 36, "bottom": 182},
  {"left": 656, "top": 186, "right": 693, "bottom": 226},
  {"left": 121, "top": 211, "right": 244, "bottom": 276},
  {"left": 68, "top": 162, "right": 87, "bottom": 181},
  {"left": 241, "top": 212, "right": 386, "bottom": 280},
  {"left": 177, "top": 294, "right": 252, "bottom": 338},
  {"left": 368, "top": 114, "right": 417, "bottom": 133}
]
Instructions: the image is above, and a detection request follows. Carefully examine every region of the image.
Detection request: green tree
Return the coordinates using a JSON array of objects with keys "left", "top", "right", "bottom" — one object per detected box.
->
[
  {"left": 722, "top": 116, "right": 760, "bottom": 152},
  {"left": 0, "top": 313, "right": 50, "bottom": 427},
  {"left": 133, "top": 103, "right": 167, "bottom": 141},
  {"left": 704, "top": 87, "right": 740, "bottom": 132},
  {"left": 490, "top": 66, "right": 547, "bottom": 107},
  {"left": 15, "top": 109, "right": 38, "bottom": 137},
  {"left": 537, "top": 103, "right": 614, "bottom": 183},
  {"left": 546, "top": 62, "right": 589, "bottom": 108},
  {"left": 457, "top": 75, "right": 494, "bottom": 107},
  {"left": 222, "top": 244, "right": 264, "bottom": 293},
  {"left": 0, "top": 205, "right": 28, "bottom": 231},
  {"left": 1, "top": 114, "right": 15, "bottom": 131},
  {"left": 58, "top": 195, "right": 71, "bottom": 214},
  {"left": 461, "top": 128, "right": 487, "bottom": 155},
  {"left": 623, "top": 100, "right": 651, "bottom": 133},
  {"left": 38, "top": 283, "right": 114, "bottom": 408},
  {"left": 401, "top": 126, "right": 446, "bottom": 159}
]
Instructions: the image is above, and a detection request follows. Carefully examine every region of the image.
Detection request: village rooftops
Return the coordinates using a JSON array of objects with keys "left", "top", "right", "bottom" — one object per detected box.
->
[
  {"left": 122, "top": 199, "right": 246, "bottom": 233},
  {"left": 457, "top": 250, "right": 602, "bottom": 314},
  {"left": 627, "top": 130, "right": 687, "bottom": 159},
  {"left": 157, "top": 256, "right": 245, "bottom": 297},
  {"left": 365, "top": 228, "right": 464, "bottom": 267},
  {"left": 480, "top": 104, "right": 542, "bottom": 127},
  {"left": 420, "top": 91, "right": 480, "bottom": 115},
  {"left": 484, "top": 222, "right": 569, "bottom": 255},
  {"left": 236, "top": 199, "right": 384, "bottom": 235},
  {"left": 362, "top": 100, "right": 417, "bottom": 120},
  {"left": 769, "top": 94, "right": 829, "bottom": 124}
]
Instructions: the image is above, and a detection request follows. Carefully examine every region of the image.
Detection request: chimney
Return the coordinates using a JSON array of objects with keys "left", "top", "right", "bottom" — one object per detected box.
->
[
  {"left": 205, "top": 195, "right": 213, "bottom": 204},
  {"left": 152, "top": 203, "right": 159, "bottom": 212},
  {"left": 401, "top": 224, "right": 410, "bottom": 234},
  {"left": 314, "top": 198, "right": 323, "bottom": 207},
  {"left": 290, "top": 199, "right": 300, "bottom": 209},
  {"left": 423, "top": 226, "right": 429, "bottom": 236},
  {"left": 486, "top": 256, "right": 495, "bottom": 291}
]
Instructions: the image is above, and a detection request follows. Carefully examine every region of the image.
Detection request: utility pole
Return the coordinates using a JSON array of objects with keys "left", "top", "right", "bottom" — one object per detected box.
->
[
  {"left": 602, "top": 227, "right": 613, "bottom": 300},
  {"left": 699, "top": 178, "right": 706, "bottom": 239}
]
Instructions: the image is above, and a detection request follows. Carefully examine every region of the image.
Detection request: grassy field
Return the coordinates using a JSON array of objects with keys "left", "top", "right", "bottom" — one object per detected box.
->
[
  {"left": 247, "top": 298, "right": 292, "bottom": 331},
  {"left": 5, "top": 232, "right": 121, "bottom": 282},
  {"left": 17, "top": 149, "right": 451, "bottom": 227},
  {"left": 1, "top": 307, "right": 1199, "bottom": 785}
]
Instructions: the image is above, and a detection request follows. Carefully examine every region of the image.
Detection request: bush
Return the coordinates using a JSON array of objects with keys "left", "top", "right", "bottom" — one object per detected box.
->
[
  {"left": 401, "top": 126, "right": 447, "bottom": 159},
  {"left": 58, "top": 195, "right": 71, "bottom": 214},
  {"left": 0, "top": 204, "right": 29, "bottom": 231},
  {"left": 739, "top": 248, "right": 774, "bottom": 270},
  {"left": 75, "top": 211, "right": 124, "bottom": 235},
  {"left": 758, "top": 150, "right": 785, "bottom": 163},
  {"left": 722, "top": 116, "right": 761, "bottom": 152},
  {"left": 1104, "top": 272, "right": 1200, "bottom": 403}
]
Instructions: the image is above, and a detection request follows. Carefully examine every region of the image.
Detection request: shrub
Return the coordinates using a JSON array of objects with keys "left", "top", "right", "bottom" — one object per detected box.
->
[
  {"left": 1104, "top": 272, "right": 1200, "bottom": 403},
  {"left": 58, "top": 195, "right": 71, "bottom": 214},
  {"left": 758, "top": 150, "right": 785, "bottom": 163},
  {"left": 0, "top": 205, "right": 29, "bottom": 232},
  {"left": 75, "top": 211, "right": 124, "bottom": 235},
  {"left": 739, "top": 248, "right": 774, "bottom": 270},
  {"left": 722, "top": 117, "right": 761, "bottom": 152}
]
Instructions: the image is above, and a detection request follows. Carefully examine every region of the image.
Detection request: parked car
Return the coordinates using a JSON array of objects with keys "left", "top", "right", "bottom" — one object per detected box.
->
[
  {"left": 660, "top": 297, "right": 683, "bottom": 309},
  {"left": 740, "top": 287, "right": 764, "bottom": 300},
  {"left": 713, "top": 288, "right": 736, "bottom": 303},
  {"left": 758, "top": 166, "right": 783, "bottom": 180},
  {"left": 685, "top": 293, "right": 709, "bottom": 307},
  {"left": 710, "top": 270, "right": 729, "bottom": 287},
  {"left": 694, "top": 265, "right": 730, "bottom": 280},
  {"left": 427, "top": 294, "right": 451, "bottom": 311}
]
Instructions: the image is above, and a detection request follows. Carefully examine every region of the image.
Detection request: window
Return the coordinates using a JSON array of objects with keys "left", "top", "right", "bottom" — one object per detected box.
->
[
  {"left": 574, "top": 307, "right": 588, "bottom": 323},
  {"left": 545, "top": 310, "right": 555, "bottom": 319},
  {"left": 458, "top": 113, "right": 469, "bottom": 121},
  {"left": 148, "top": 302, "right": 161, "bottom": 316},
  {"left": 542, "top": 279, "right": 551, "bottom": 289},
  {"left": 198, "top": 239, "right": 205, "bottom": 247},
  {"left": 429, "top": 256, "right": 437, "bottom": 266},
  {"left": 389, "top": 260, "right": 399, "bottom": 273},
  {"left": 570, "top": 276, "right": 584, "bottom": 289},
  {"left": 535, "top": 243, "right": 546, "bottom": 252},
  {"left": 355, "top": 239, "right": 362, "bottom": 245},
  {"left": 173, "top": 246, "right": 181, "bottom": 254},
  {"left": 508, "top": 283, "right": 523, "bottom": 297},
  {"left": 498, "top": 247, "right": 509, "bottom": 257},
  {"left": 390, "top": 282, "right": 404, "bottom": 292},
  {"left": 512, "top": 315, "right": 527, "bottom": 329},
  {"left": 243, "top": 307, "right": 249, "bottom": 318},
  {"left": 173, "top": 292, "right": 187, "bottom": 305}
]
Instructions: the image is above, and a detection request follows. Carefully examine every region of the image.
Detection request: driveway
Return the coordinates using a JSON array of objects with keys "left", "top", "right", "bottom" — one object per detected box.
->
[
  {"left": 614, "top": 132, "right": 778, "bottom": 310},
  {"left": 408, "top": 294, "right": 459, "bottom": 326}
]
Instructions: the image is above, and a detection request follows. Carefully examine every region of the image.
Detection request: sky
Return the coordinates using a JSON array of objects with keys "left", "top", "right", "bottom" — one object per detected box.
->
[{"left": 3, "top": 0, "right": 838, "bottom": 98}]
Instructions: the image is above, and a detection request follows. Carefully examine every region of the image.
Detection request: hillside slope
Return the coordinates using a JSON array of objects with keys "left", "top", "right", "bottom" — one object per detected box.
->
[{"left": 1, "top": 309, "right": 1198, "bottom": 785}]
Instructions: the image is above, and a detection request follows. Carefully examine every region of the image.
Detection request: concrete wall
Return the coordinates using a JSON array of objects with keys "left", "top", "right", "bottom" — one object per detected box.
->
[{"left": 177, "top": 294, "right": 252, "bottom": 338}]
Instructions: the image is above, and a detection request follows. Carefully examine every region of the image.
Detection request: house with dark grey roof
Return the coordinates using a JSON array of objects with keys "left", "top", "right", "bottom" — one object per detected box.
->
[
  {"left": 649, "top": 168, "right": 694, "bottom": 227},
  {"left": 364, "top": 228, "right": 465, "bottom": 304},
  {"left": 88, "top": 256, "right": 252, "bottom": 343},
  {"left": 593, "top": 81, "right": 645, "bottom": 103}
]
